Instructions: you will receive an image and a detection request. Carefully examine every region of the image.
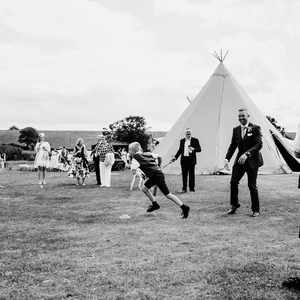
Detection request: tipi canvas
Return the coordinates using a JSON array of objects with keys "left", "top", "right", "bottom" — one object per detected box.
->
[{"left": 156, "top": 62, "right": 289, "bottom": 175}]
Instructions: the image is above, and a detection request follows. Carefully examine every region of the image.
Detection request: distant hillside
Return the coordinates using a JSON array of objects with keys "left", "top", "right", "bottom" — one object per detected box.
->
[{"left": 0, "top": 130, "right": 167, "bottom": 149}]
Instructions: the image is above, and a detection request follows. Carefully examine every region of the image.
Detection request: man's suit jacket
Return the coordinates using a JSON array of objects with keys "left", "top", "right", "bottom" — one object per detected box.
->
[
  {"left": 225, "top": 122, "right": 264, "bottom": 169},
  {"left": 175, "top": 137, "right": 201, "bottom": 165},
  {"left": 91, "top": 143, "right": 100, "bottom": 161}
]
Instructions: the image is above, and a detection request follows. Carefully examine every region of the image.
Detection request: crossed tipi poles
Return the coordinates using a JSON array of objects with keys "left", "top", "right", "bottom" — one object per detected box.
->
[
  {"left": 212, "top": 49, "right": 229, "bottom": 62},
  {"left": 186, "top": 49, "right": 229, "bottom": 104}
]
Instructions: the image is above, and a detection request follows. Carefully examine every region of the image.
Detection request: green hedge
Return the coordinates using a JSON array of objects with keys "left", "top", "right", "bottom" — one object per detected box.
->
[{"left": 0, "top": 144, "right": 23, "bottom": 160}]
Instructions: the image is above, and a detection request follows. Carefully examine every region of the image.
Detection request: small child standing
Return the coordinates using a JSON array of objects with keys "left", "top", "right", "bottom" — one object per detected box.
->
[
  {"left": 128, "top": 142, "right": 190, "bottom": 219},
  {"left": 129, "top": 158, "right": 145, "bottom": 191}
]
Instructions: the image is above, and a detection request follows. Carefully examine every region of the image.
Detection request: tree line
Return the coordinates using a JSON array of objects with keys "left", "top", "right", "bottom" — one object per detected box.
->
[{"left": 14, "top": 115, "right": 151, "bottom": 150}]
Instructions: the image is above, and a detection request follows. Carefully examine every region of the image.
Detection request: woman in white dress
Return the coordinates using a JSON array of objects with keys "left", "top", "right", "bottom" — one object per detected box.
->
[
  {"left": 34, "top": 133, "right": 51, "bottom": 187},
  {"left": 98, "top": 136, "right": 115, "bottom": 187}
]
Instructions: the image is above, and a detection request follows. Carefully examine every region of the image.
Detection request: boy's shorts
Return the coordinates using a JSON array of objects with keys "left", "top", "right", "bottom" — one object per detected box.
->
[{"left": 144, "top": 173, "right": 170, "bottom": 195}]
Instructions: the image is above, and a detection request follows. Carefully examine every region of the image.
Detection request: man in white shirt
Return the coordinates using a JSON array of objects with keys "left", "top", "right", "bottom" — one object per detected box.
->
[{"left": 172, "top": 128, "right": 201, "bottom": 193}]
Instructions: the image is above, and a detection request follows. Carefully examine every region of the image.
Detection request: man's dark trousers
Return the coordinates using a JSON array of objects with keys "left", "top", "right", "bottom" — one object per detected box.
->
[
  {"left": 181, "top": 156, "right": 195, "bottom": 191},
  {"left": 93, "top": 156, "right": 101, "bottom": 185},
  {"left": 230, "top": 161, "right": 259, "bottom": 212}
]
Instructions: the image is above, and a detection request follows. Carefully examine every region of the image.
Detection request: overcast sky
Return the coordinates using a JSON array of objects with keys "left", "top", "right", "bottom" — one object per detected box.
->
[{"left": 1, "top": 0, "right": 299, "bottom": 131}]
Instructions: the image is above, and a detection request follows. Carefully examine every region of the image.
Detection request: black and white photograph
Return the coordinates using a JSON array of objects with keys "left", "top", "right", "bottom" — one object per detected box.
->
[{"left": 0, "top": 0, "right": 299, "bottom": 299}]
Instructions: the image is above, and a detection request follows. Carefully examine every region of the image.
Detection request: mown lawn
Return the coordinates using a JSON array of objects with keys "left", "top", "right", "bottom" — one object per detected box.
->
[{"left": 0, "top": 169, "right": 299, "bottom": 299}]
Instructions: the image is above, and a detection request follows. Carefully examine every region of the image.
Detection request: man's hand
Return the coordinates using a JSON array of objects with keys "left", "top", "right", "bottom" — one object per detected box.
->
[
  {"left": 188, "top": 146, "right": 194, "bottom": 152},
  {"left": 238, "top": 153, "right": 248, "bottom": 165},
  {"left": 224, "top": 159, "right": 230, "bottom": 170}
]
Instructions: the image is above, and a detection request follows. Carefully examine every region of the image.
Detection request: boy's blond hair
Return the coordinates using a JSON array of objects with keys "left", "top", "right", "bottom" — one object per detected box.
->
[{"left": 128, "top": 142, "right": 142, "bottom": 155}]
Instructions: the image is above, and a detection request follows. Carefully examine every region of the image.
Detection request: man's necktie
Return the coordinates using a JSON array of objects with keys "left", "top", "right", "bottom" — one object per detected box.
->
[{"left": 242, "top": 127, "right": 247, "bottom": 139}]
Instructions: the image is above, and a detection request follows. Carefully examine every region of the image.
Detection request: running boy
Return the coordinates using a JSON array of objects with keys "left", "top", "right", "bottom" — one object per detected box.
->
[{"left": 128, "top": 142, "right": 190, "bottom": 219}]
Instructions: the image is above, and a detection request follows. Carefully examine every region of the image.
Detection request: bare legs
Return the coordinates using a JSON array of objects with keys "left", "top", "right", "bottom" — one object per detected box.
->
[
  {"left": 141, "top": 186, "right": 156, "bottom": 202},
  {"left": 76, "top": 176, "right": 86, "bottom": 186},
  {"left": 141, "top": 186, "right": 183, "bottom": 207},
  {"left": 38, "top": 167, "right": 42, "bottom": 184},
  {"left": 42, "top": 167, "right": 46, "bottom": 185},
  {"left": 165, "top": 193, "right": 183, "bottom": 207},
  {"left": 141, "top": 184, "right": 189, "bottom": 218},
  {"left": 38, "top": 167, "right": 46, "bottom": 187}
]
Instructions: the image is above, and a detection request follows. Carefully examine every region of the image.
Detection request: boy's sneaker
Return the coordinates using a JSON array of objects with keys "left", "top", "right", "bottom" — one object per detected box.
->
[
  {"left": 181, "top": 204, "right": 190, "bottom": 219},
  {"left": 147, "top": 202, "right": 160, "bottom": 212}
]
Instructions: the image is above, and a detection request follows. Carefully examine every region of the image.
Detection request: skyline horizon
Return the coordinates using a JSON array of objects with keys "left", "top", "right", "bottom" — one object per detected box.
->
[{"left": 1, "top": 1, "right": 300, "bottom": 133}]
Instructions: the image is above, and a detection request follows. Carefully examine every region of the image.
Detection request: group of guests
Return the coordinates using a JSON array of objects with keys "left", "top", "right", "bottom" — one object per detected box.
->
[
  {"left": 32, "top": 108, "right": 266, "bottom": 216},
  {"left": 33, "top": 133, "right": 115, "bottom": 188},
  {"left": 33, "top": 108, "right": 298, "bottom": 219},
  {"left": 29, "top": 108, "right": 300, "bottom": 287}
]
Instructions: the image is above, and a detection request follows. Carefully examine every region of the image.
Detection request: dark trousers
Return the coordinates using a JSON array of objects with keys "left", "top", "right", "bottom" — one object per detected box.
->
[
  {"left": 181, "top": 157, "right": 195, "bottom": 191},
  {"left": 93, "top": 157, "right": 101, "bottom": 185},
  {"left": 230, "top": 162, "right": 260, "bottom": 212}
]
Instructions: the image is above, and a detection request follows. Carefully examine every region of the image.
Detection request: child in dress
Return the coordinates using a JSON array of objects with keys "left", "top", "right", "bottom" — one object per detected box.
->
[
  {"left": 60, "top": 146, "right": 70, "bottom": 170},
  {"left": 129, "top": 157, "right": 145, "bottom": 191},
  {"left": 34, "top": 133, "right": 51, "bottom": 188},
  {"left": 128, "top": 142, "right": 190, "bottom": 218}
]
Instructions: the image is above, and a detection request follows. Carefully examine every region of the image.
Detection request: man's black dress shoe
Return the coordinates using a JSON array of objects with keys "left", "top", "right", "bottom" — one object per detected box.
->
[
  {"left": 227, "top": 204, "right": 240, "bottom": 215},
  {"left": 251, "top": 212, "right": 260, "bottom": 217}
]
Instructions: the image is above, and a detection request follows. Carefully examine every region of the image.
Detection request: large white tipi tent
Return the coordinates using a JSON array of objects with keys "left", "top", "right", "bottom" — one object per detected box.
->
[{"left": 156, "top": 56, "right": 290, "bottom": 175}]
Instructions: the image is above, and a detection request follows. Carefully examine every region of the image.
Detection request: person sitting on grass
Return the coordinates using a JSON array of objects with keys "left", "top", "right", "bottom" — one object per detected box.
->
[{"left": 128, "top": 141, "right": 190, "bottom": 219}]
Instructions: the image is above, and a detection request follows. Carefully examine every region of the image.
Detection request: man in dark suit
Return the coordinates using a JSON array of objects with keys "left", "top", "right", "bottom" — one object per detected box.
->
[
  {"left": 172, "top": 128, "right": 201, "bottom": 192},
  {"left": 225, "top": 108, "right": 263, "bottom": 217},
  {"left": 91, "top": 135, "right": 102, "bottom": 185}
]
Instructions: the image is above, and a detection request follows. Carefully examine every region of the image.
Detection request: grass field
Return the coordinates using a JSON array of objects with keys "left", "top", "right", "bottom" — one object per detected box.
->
[{"left": 0, "top": 169, "right": 299, "bottom": 299}]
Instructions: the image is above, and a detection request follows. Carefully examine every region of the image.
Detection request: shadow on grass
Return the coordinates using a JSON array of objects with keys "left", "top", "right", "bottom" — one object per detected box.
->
[{"left": 206, "top": 261, "right": 300, "bottom": 299}]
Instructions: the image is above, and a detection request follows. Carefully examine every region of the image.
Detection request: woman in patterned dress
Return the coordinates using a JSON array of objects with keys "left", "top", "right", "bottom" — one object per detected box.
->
[
  {"left": 70, "top": 138, "right": 89, "bottom": 186},
  {"left": 34, "top": 133, "right": 51, "bottom": 188}
]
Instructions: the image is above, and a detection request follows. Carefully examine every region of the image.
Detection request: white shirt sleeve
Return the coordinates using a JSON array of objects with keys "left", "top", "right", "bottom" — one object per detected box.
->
[{"left": 151, "top": 153, "right": 159, "bottom": 159}]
